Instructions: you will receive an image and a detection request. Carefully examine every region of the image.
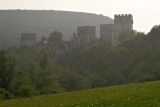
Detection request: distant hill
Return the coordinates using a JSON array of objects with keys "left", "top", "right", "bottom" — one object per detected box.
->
[
  {"left": 1, "top": 81, "right": 160, "bottom": 107},
  {"left": 0, "top": 10, "right": 113, "bottom": 49}
]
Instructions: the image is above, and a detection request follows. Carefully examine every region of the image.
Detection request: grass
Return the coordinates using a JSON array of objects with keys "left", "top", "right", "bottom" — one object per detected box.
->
[{"left": 0, "top": 81, "right": 160, "bottom": 107}]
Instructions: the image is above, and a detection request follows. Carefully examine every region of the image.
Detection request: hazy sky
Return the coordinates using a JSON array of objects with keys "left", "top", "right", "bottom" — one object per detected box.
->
[{"left": 0, "top": 0, "right": 160, "bottom": 33}]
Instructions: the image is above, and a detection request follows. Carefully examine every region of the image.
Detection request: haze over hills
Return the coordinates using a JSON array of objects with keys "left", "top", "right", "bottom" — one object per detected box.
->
[{"left": 0, "top": 10, "right": 113, "bottom": 49}]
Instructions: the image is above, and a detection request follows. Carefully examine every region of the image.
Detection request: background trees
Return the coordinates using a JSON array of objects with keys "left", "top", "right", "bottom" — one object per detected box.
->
[
  {"left": 1, "top": 25, "right": 160, "bottom": 100},
  {"left": 0, "top": 51, "right": 17, "bottom": 90}
]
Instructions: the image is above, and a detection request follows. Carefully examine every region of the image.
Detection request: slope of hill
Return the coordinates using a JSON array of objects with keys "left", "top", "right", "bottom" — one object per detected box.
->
[
  {"left": 0, "top": 10, "right": 113, "bottom": 49},
  {"left": 0, "top": 81, "right": 160, "bottom": 107}
]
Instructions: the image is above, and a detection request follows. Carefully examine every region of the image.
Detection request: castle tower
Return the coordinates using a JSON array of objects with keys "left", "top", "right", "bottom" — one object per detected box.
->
[
  {"left": 100, "top": 24, "right": 114, "bottom": 43},
  {"left": 77, "top": 26, "right": 96, "bottom": 45},
  {"left": 21, "top": 33, "right": 37, "bottom": 47},
  {"left": 113, "top": 14, "right": 133, "bottom": 45}
]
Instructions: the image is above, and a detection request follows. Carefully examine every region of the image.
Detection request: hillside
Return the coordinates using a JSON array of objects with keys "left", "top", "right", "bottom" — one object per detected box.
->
[
  {"left": 0, "top": 10, "right": 113, "bottom": 49},
  {"left": 0, "top": 81, "right": 160, "bottom": 107}
]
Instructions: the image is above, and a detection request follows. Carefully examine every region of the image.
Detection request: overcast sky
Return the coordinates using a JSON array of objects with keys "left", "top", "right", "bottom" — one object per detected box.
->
[{"left": 0, "top": 0, "right": 160, "bottom": 33}]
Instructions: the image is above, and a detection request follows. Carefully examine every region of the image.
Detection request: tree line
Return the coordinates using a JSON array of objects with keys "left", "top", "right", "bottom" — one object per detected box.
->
[{"left": 1, "top": 25, "right": 160, "bottom": 100}]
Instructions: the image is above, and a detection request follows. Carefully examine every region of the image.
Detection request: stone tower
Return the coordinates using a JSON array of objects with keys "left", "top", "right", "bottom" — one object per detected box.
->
[
  {"left": 21, "top": 33, "right": 37, "bottom": 46},
  {"left": 100, "top": 24, "right": 114, "bottom": 43},
  {"left": 113, "top": 14, "right": 133, "bottom": 45},
  {"left": 77, "top": 26, "right": 96, "bottom": 45}
]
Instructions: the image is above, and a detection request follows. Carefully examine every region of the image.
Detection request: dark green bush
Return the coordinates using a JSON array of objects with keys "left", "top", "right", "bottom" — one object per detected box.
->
[{"left": 0, "top": 89, "right": 12, "bottom": 100}]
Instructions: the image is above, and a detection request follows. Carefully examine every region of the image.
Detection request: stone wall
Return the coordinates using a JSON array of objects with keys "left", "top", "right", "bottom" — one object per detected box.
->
[
  {"left": 21, "top": 33, "right": 37, "bottom": 46},
  {"left": 77, "top": 26, "right": 96, "bottom": 45}
]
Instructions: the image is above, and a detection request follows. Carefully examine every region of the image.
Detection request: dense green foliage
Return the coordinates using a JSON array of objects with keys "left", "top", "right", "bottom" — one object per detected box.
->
[
  {"left": 0, "top": 89, "right": 12, "bottom": 100},
  {"left": 0, "top": 81, "right": 160, "bottom": 107},
  {"left": 1, "top": 25, "right": 160, "bottom": 99},
  {"left": 59, "top": 25, "right": 160, "bottom": 89},
  {"left": 0, "top": 51, "right": 17, "bottom": 90}
]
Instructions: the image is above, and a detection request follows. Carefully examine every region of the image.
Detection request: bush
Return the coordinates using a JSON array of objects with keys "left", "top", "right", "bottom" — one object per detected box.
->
[
  {"left": 0, "top": 89, "right": 12, "bottom": 100},
  {"left": 15, "top": 85, "right": 38, "bottom": 98}
]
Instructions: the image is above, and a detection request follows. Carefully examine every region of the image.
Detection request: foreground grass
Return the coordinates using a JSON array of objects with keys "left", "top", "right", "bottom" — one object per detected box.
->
[{"left": 0, "top": 81, "right": 160, "bottom": 107}]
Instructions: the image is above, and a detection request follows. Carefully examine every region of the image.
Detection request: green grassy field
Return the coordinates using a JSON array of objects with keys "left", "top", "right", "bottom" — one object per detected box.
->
[{"left": 0, "top": 81, "right": 160, "bottom": 107}]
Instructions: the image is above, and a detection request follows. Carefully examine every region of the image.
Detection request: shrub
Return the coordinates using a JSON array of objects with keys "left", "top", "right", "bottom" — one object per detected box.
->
[{"left": 0, "top": 88, "right": 12, "bottom": 100}]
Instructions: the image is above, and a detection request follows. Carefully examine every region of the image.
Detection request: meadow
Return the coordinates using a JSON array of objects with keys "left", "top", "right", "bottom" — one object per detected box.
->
[{"left": 0, "top": 81, "right": 160, "bottom": 107}]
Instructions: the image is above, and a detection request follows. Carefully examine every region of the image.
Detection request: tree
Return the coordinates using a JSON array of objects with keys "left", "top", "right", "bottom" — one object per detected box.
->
[
  {"left": 0, "top": 50, "right": 17, "bottom": 90},
  {"left": 12, "top": 72, "right": 38, "bottom": 98}
]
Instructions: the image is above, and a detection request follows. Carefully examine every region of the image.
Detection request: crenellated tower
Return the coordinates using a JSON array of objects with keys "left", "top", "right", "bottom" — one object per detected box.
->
[{"left": 112, "top": 14, "right": 133, "bottom": 45}]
